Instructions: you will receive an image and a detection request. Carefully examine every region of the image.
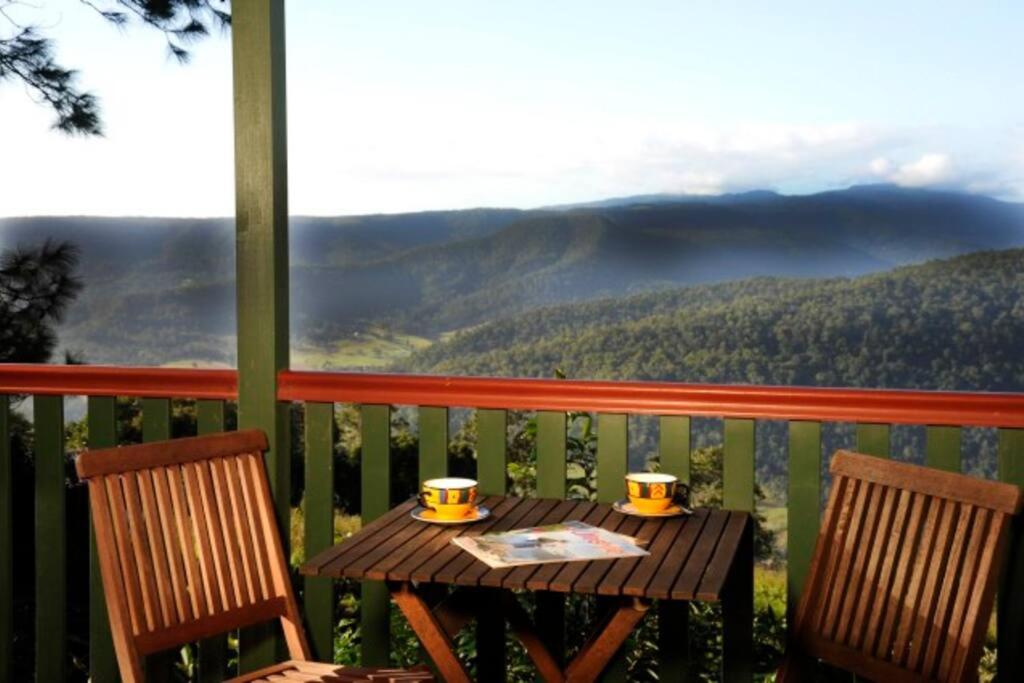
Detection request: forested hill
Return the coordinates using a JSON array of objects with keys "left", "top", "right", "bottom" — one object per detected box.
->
[{"left": 397, "top": 248, "right": 1024, "bottom": 392}]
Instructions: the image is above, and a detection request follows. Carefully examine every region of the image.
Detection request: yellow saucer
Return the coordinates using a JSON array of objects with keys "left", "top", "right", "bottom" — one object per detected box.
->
[
  {"left": 411, "top": 505, "right": 491, "bottom": 525},
  {"left": 613, "top": 499, "right": 691, "bottom": 518}
]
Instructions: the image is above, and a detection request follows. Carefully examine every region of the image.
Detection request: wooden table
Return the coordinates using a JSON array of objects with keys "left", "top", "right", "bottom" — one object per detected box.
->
[{"left": 301, "top": 496, "right": 753, "bottom": 683}]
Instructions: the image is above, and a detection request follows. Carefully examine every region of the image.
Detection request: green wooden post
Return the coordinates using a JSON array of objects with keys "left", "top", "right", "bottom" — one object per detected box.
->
[
  {"left": 35, "top": 394, "right": 65, "bottom": 682},
  {"left": 87, "top": 397, "right": 118, "bottom": 683},
  {"left": 722, "top": 418, "right": 754, "bottom": 682},
  {"left": 787, "top": 421, "right": 821, "bottom": 623},
  {"left": 304, "top": 402, "right": 335, "bottom": 661},
  {"left": 855, "top": 424, "right": 890, "bottom": 458},
  {"left": 418, "top": 407, "right": 448, "bottom": 483},
  {"left": 998, "top": 428, "right": 1024, "bottom": 680},
  {"left": 477, "top": 409, "right": 507, "bottom": 495},
  {"left": 0, "top": 395, "right": 10, "bottom": 683},
  {"left": 361, "top": 405, "right": 391, "bottom": 666},
  {"left": 925, "top": 426, "right": 961, "bottom": 472},
  {"left": 197, "top": 400, "right": 229, "bottom": 682},
  {"left": 232, "top": 0, "right": 291, "bottom": 671},
  {"left": 659, "top": 415, "right": 692, "bottom": 682},
  {"left": 536, "top": 411, "right": 567, "bottom": 672},
  {"left": 475, "top": 408, "right": 507, "bottom": 680}
]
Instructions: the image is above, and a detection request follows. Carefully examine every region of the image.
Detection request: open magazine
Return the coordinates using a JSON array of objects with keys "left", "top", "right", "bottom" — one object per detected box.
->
[{"left": 452, "top": 520, "right": 648, "bottom": 569}]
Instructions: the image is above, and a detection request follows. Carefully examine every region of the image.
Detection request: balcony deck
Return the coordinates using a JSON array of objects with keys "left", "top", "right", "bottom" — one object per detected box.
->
[{"left": 2, "top": 363, "right": 1024, "bottom": 681}]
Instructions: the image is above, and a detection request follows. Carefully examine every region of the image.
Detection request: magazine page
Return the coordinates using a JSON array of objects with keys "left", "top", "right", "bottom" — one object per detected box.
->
[{"left": 452, "top": 520, "right": 648, "bottom": 569}]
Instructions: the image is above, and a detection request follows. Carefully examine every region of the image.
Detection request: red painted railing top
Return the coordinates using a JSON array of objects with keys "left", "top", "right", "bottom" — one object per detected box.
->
[
  {"left": 278, "top": 370, "right": 1024, "bottom": 429},
  {"left": 0, "top": 364, "right": 237, "bottom": 400},
  {"left": 3, "top": 364, "right": 1024, "bottom": 428}
]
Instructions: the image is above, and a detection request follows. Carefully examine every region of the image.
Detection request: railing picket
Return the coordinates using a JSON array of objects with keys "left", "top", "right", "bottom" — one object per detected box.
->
[
  {"left": 418, "top": 406, "right": 448, "bottom": 483},
  {"left": 855, "top": 423, "right": 891, "bottom": 458},
  {"left": 787, "top": 421, "right": 821, "bottom": 622},
  {"left": 536, "top": 411, "right": 567, "bottom": 671},
  {"left": 304, "top": 402, "right": 335, "bottom": 661},
  {"left": 361, "top": 404, "right": 391, "bottom": 666},
  {"left": 0, "top": 395, "right": 10, "bottom": 683},
  {"left": 476, "top": 409, "right": 507, "bottom": 495},
  {"left": 596, "top": 413, "right": 629, "bottom": 682},
  {"left": 723, "top": 419, "right": 755, "bottom": 512},
  {"left": 658, "top": 415, "right": 692, "bottom": 682},
  {"left": 142, "top": 398, "right": 174, "bottom": 682},
  {"left": 925, "top": 426, "right": 961, "bottom": 472},
  {"left": 475, "top": 408, "right": 507, "bottom": 680},
  {"left": 87, "top": 397, "right": 118, "bottom": 683},
  {"left": 660, "top": 415, "right": 691, "bottom": 485},
  {"left": 998, "top": 428, "right": 1024, "bottom": 680},
  {"left": 34, "top": 394, "right": 66, "bottom": 682},
  {"left": 596, "top": 414, "right": 627, "bottom": 504},
  {"left": 723, "top": 418, "right": 754, "bottom": 682}
]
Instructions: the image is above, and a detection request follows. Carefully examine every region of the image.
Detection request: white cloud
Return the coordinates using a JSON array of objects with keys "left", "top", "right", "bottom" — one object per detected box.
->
[{"left": 870, "top": 153, "right": 955, "bottom": 187}]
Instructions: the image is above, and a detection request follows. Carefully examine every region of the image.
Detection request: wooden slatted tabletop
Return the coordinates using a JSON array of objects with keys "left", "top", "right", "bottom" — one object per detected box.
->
[{"left": 301, "top": 496, "right": 751, "bottom": 602}]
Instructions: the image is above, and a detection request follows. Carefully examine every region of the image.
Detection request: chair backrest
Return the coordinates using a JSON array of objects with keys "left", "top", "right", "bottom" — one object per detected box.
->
[
  {"left": 784, "top": 450, "right": 1023, "bottom": 683},
  {"left": 76, "top": 430, "right": 310, "bottom": 682}
]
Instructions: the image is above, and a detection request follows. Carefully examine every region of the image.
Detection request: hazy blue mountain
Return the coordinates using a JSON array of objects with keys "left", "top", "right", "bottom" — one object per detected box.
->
[{"left": 1, "top": 185, "right": 1021, "bottom": 366}]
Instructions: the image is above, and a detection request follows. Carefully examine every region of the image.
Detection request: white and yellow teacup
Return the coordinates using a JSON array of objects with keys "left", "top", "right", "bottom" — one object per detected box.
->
[
  {"left": 625, "top": 472, "right": 683, "bottom": 514},
  {"left": 418, "top": 477, "right": 479, "bottom": 520}
]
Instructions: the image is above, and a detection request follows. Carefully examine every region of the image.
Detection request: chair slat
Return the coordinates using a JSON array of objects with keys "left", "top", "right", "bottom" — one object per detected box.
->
[
  {"left": 105, "top": 475, "right": 148, "bottom": 635},
  {"left": 834, "top": 481, "right": 885, "bottom": 644},
  {"left": 211, "top": 457, "right": 255, "bottom": 606},
  {"left": 135, "top": 470, "right": 178, "bottom": 627},
  {"left": 182, "top": 461, "right": 227, "bottom": 614},
  {"left": 150, "top": 467, "right": 195, "bottom": 623},
  {"left": 892, "top": 497, "right": 943, "bottom": 662},
  {"left": 223, "top": 455, "right": 267, "bottom": 603},
  {"left": 905, "top": 499, "right": 958, "bottom": 670},
  {"left": 847, "top": 485, "right": 896, "bottom": 649},
  {"left": 949, "top": 514, "right": 1006, "bottom": 682},
  {"left": 875, "top": 492, "right": 926, "bottom": 660},
  {"left": 817, "top": 478, "right": 866, "bottom": 636},
  {"left": 233, "top": 454, "right": 274, "bottom": 600},
  {"left": 167, "top": 465, "right": 210, "bottom": 619},
  {"left": 936, "top": 508, "right": 988, "bottom": 680},
  {"left": 921, "top": 503, "right": 974, "bottom": 679},
  {"left": 122, "top": 472, "right": 164, "bottom": 632},
  {"left": 863, "top": 488, "right": 912, "bottom": 655}
]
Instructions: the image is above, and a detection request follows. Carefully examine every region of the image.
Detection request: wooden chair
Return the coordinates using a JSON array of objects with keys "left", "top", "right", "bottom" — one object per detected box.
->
[
  {"left": 779, "top": 450, "right": 1023, "bottom": 682},
  {"left": 76, "top": 429, "right": 432, "bottom": 683}
]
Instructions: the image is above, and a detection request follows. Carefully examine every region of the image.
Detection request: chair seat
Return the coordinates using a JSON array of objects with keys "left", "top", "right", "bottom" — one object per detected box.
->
[{"left": 227, "top": 660, "right": 434, "bottom": 683}]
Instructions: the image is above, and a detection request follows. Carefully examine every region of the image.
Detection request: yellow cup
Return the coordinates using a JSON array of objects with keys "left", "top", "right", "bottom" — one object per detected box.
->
[
  {"left": 625, "top": 473, "right": 680, "bottom": 514},
  {"left": 419, "top": 477, "right": 478, "bottom": 520}
]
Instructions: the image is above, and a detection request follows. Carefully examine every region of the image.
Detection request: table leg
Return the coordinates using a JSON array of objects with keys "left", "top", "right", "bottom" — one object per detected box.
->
[
  {"left": 722, "top": 521, "right": 754, "bottom": 683},
  {"left": 563, "top": 598, "right": 649, "bottom": 683},
  {"left": 391, "top": 583, "right": 472, "bottom": 683},
  {"left": 501, "top": 593, "right": 566, "bottom": 683}
]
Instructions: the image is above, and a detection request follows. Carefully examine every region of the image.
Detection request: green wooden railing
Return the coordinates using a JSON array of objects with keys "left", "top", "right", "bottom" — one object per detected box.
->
[{"left": 3, "top": 365, "right": 1024, "bottom": 681}]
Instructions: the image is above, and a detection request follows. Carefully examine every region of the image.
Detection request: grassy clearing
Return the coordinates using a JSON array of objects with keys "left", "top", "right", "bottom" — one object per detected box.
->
[{"left": 292, "top": 328, "right": 433, "bottom": 370}]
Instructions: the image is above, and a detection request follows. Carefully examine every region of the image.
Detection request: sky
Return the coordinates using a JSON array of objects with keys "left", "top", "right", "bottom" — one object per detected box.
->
[{"left": 1, "top": 0, "right": 1022, "bottom": 217}]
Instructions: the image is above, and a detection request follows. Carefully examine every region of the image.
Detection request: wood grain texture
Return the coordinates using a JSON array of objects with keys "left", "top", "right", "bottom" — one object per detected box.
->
[{"left": 304, "top": 498, "right": 748, "bottom": 601}]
